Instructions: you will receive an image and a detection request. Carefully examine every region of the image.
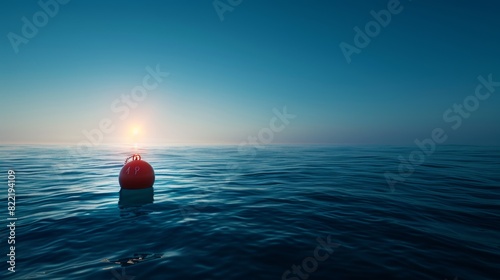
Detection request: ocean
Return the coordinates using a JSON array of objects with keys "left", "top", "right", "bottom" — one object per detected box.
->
[{"left": 0, "top": 145, "right": 498, "bottom": 280}]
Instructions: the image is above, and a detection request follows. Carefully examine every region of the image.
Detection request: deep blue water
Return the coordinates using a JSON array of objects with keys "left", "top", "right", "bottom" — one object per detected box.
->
[{"left": 0, "top": 145, "right": 499, "bottom": 280}]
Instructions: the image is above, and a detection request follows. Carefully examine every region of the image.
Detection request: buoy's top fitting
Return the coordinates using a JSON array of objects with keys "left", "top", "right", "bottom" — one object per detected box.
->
[{"left": 124, "top": 154, "right": 141, "bottom": 164}]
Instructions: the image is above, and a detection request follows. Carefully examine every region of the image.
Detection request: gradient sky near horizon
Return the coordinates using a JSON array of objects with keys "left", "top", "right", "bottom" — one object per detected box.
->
[{"left": 1, "top": 0, "right": 499, "bottom": 145}]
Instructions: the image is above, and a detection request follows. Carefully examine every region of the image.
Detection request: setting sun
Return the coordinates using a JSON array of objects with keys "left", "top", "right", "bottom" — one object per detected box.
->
[{"left": 132, "top": 127, "right": 140, "bottom": 136}]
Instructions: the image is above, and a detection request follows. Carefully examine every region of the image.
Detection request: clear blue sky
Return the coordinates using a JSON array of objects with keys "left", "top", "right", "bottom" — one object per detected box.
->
[{"left": 1, "top": 0, "right": 499, "bottom": 145}]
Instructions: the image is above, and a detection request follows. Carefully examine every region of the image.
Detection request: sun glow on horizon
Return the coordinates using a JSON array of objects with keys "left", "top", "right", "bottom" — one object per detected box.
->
[
  {"left": 130, "top": 126, "right": 142, "bottom": 150},
  {"left": 132, "top": 127, "right": 140, "bottom": 136}
]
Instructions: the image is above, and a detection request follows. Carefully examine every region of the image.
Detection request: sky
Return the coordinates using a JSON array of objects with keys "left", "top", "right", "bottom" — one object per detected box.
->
[{"left": 1, "top": 0, "right": 499, "bottom": 146}]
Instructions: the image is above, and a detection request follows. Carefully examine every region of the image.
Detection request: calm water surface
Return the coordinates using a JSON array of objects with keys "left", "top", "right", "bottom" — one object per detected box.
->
[{"left": 0, "top": 145, "right": 498, "bottom": 280}]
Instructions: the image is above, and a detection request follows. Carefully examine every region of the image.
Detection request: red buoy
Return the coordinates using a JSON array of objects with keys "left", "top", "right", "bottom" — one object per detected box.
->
[{"left": 119, "top": 154, "right": 155, "bottom": 189}]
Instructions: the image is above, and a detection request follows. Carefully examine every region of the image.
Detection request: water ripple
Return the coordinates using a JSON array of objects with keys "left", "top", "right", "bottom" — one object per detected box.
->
[{"left": 0, "top": 145, "right": 498, "bottom": 279}]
